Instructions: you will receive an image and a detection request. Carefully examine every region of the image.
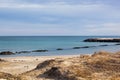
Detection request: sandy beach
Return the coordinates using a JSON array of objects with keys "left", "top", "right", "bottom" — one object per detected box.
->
[
  {"left": 0, "top": 55, "right": 78, "bottom": 75},
  {"left": 0, "top": 51, "right": 120, "bottom": 80}
]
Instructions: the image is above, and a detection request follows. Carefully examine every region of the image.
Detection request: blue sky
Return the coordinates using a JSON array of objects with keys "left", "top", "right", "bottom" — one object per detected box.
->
[{"left": 0, "top": 0, "right": 120, "bottom": 36}]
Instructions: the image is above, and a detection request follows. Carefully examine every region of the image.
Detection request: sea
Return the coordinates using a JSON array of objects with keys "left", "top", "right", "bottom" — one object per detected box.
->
[{"left": 0, "top": 36, "right": 120, "bottom": 57}]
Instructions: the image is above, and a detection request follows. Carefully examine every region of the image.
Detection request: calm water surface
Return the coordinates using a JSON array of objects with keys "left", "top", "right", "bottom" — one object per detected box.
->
[{"left": 0, "top": 36, "right": 120, "bottom": 57}]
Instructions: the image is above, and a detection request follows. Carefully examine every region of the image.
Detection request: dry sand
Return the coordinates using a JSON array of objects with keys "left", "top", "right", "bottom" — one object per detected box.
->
[
  {"left": 0, "top": 51, "right": 120, "bottom": 80},
  {"left": 0, "top": 55, "right": 78, "bottom": 75}
]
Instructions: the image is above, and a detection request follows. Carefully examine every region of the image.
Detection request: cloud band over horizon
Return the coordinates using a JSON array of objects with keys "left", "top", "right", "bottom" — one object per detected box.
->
[{"left": 0, "top": 0, "right": 120, "bottom": 36}]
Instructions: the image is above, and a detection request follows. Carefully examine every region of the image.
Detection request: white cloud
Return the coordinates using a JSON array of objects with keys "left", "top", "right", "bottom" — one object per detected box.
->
[
  {"left": 85, "top": 23, "right": 120, "bottom": 35},
  {"left": 0, "top": 3, "right": 111, "bottom": 18},
  {"left": 0, "top": 0, "right": 120, "bottom": 35},
  {"left": 0, "top": 1, "right": 119, "bottom": 19},
  {"left": 1, "top": 18, "right": 120, "bottom": 36}
]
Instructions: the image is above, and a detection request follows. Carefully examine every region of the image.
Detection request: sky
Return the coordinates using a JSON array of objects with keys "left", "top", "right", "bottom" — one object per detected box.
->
[{"left": 0, "top": 0, "right": 120, "bottom": 36}]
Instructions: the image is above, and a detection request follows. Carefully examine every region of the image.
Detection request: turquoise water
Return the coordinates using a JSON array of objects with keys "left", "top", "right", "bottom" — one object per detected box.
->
[{"left": 0, "top": 36, "right": 120, "bottom": 57}]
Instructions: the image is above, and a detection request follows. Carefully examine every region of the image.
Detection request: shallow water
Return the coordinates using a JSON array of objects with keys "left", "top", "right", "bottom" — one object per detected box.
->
[{"left": 0, "top": 36, "right": 120, "bottom": 57}]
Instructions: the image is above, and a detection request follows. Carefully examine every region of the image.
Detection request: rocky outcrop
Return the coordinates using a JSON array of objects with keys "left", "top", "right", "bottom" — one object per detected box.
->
[
  {"left": 0, "top": 51, "right": 14, "bottom": 55},
  {"left": 32, "top": 50, "right": 48, "bottom": 52},
  {"left": 84, "top": 38, "right": 120, "bottom": 42}
]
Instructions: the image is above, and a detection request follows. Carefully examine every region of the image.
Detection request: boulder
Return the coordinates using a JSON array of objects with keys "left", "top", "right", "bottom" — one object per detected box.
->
[
  {"left": 56, "top": 48, "right": 63, "bottom": 50},
  {"left": 0, "top": 51, "right": 14, "bottom": 55}
]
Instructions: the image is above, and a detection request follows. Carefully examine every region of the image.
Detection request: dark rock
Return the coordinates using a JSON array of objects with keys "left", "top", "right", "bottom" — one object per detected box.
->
[
  {"left": 81, "top": 46, "right": 90, "bottom": 48},
  {"left": 84, "top": 38, "right": 120, "bottom": 42},
  {"left": 32, "top": 50, "right": 48, "bottom": 52},
  {"left": 56, "top": 48, "right": 63, "bottom": 50},
  {"left": 99, "top": 45, "right": 108, "bottom": 46},
  {"left": 0, "top": 59, "right": 5, "bottom": 62},
  {"left": 115, "top": 43, "right": 120, "bottom": 45},
  {"left": 0, "top": 51, "right": 14, "bottom": 55},
  {"left": 73, "top": 47, "right": 81, "bottom": 49},
  {"left": 73, "top": 46, "right": 90, "bottom": 49}
]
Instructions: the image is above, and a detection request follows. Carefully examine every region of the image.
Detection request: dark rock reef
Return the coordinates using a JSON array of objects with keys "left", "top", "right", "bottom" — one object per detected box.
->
[
  {"left": 16, "top": 51, "right": 31, "bottom": 54},
  {"left": 32, "top": 50, "right": 48, "bottom": 52},
  {"left": 84, "top": 38, "right": 120, "bottom": 42},
  {"left": 0, "top": 51, "right": 14, "bottom": 55},
  {"left": 73, "top": 46, "right": 95, "bottom": 49}
]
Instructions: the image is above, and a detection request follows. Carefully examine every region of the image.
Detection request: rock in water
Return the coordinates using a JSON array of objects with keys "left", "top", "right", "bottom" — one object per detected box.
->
[
  {"left": 32, "top": 50, "right": 48, "bottom": 52},
  {"left": 56, "top": 48, "right": 63, "bottom": 50},
  {"left": 84, "top": 38, "right": 120, "bottom": 42},
  {"left": 0, "top": 51, "right": 14, "bottom": 55}
]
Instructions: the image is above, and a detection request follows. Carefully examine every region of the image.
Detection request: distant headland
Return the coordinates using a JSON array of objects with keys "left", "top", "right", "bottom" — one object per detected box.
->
[{"left": 84, "top": 38, "right": 120, "bottom": 42}]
